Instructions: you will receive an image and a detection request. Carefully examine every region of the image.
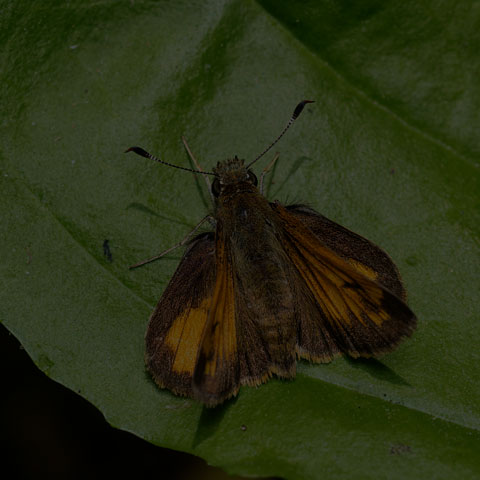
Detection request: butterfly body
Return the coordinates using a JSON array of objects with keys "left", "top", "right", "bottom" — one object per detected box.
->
[
  {"left": 144, "top": 156, "right": 416, "bottom": 407},
  {"left": 212, "top": 158, "right": 299, "bottom": 381}
]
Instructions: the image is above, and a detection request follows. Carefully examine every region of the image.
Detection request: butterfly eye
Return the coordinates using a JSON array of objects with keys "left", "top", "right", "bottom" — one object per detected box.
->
[
  {"left": 211, "top": 178, "right": 222, "bottom": 197},
  {"left": 247, "top": 170, "right": 258, "bottom": 186}
]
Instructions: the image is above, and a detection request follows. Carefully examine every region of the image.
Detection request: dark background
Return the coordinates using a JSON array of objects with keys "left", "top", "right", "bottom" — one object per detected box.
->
[{"left": 0, "top": 323, "right": 249, "bottom": 480}]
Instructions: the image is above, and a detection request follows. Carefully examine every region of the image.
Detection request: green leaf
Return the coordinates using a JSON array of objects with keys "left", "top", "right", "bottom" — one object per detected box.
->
[{"left": 1, "top": 0, "right": 479, "bottom": 478}]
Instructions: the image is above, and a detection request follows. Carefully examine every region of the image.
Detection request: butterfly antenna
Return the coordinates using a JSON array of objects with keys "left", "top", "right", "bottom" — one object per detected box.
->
[
  {"left": 247, "top": 100, "right": 314, "bottom": 169},
  {"left": 125, "top": 146, "right": 217, "bottom": 176}
]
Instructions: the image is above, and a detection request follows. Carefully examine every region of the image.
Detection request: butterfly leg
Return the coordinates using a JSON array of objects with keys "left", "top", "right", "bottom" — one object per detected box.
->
[
  {"left": 129, "top": 215, "right": 214, "bottom": 269},
  {"left": 259, "top": 152, "right": 280, "bottom": 195},
  {"left": 182, "top": 136, "right": 214, "bottom": 203}
]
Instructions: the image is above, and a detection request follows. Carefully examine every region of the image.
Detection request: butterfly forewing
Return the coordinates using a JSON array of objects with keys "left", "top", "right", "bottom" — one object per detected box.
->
[
  {"left": 144, "top": 233, "right": 216, "bottom": 397},
  {"left": 272, "top": 202, "right": 416, "bottom": 359}
]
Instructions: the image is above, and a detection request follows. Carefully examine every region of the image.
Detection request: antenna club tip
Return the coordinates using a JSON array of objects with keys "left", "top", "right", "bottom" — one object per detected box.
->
[
  {"left": 125, "top": 146, "right": 149, "bottom": 157},
  {"left": 293, "top": 100, "right": 315, "bottom": 119}
]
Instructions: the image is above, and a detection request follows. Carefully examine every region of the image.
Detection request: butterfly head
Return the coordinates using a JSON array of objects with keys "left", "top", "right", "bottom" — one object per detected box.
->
[{"left": 211, "top": 156, "right": 258, "bottom": 198}]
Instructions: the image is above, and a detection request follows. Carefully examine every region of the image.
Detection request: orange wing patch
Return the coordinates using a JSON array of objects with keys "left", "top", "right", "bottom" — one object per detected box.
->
[
  {"left": 295, "top": 242, "right": 389, "bottom": 328},
  {"left": 348, "top": 259, "right": 379, "bottom": 283},
  {"left": 164, "top": 297, "right": 210, "bottom": 375}
]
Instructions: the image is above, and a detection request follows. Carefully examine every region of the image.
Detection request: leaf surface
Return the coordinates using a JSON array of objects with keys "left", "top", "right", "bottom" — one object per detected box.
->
[{"left": 1, "top": 1, "right": 479, "bottom": 478}]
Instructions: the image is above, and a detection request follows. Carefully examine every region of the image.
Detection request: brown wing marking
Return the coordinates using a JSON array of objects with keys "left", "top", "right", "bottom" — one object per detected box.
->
[
  {"left": 145, "top": 233, "right": 215, "bottom": 398},
  {"left": 193, "top": 228, "right": 240, "bottom": 407},
  {"left": 272, "top": 203, "right": 416, "bottom": 358}
]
